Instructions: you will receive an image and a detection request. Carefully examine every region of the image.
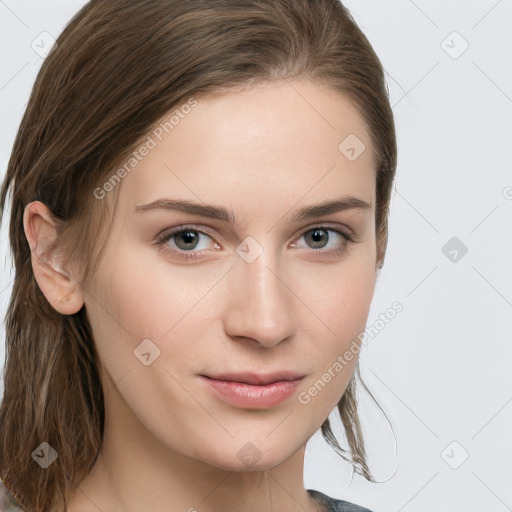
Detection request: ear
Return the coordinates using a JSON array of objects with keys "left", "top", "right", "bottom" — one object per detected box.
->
[{"left": 23, "top": 201, "right": 84, "bottom": 315}]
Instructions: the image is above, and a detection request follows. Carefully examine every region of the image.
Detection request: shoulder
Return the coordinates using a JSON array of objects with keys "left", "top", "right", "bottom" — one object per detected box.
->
[
  {"left": 0, "top": 480, "right": 26, "bottom": 511},
  {"left": 307, "top": 488, "right": 375, "bottom": 512}
]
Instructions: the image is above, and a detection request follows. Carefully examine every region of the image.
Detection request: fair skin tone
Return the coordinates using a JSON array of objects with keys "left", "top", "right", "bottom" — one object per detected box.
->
[{"left": 23, "top": 79, "right": 378, "bottom": 512}]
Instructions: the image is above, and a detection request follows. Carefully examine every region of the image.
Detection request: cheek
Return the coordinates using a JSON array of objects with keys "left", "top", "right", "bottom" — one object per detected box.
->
[
  {"left": 94, "top": 245, "right": 208, "bottom": 340},
  {"left": 333, "top": 268, "right": 376, "bottom": 337},
  {"left": 294, "top": 256, "right": 376, "bottom": 406},
  {"left": 86, "top": 241, "right": 225, "bottom": 382},
  {"left": 298, "top": 255, "right": 376, "bottom": 344}
]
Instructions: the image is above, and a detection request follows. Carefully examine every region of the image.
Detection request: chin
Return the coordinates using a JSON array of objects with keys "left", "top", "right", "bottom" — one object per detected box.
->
[{"left": 194, "top": 442, "right": 293, "bottom": 473}]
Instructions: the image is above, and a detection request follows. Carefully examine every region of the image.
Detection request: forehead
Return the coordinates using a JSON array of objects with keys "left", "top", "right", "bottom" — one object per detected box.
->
[{"left": 116, "top": 80, "right": 375, "bottom": 220}]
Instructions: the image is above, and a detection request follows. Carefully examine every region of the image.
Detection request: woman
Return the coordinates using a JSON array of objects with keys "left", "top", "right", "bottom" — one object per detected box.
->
[{"left": 0, "top": 0, "right": 397, "bottom": 510}]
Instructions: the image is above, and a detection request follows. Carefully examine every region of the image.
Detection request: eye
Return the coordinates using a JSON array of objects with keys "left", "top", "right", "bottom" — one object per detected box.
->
[
  {"left": 155, "top": 224, "right": 355, "bottom": 261},
  {"left": 290, "top": 226, "right": 354, "bottom": 258},
  {"left": 155, "top": 226, "right": 219, "bottom": 260}
]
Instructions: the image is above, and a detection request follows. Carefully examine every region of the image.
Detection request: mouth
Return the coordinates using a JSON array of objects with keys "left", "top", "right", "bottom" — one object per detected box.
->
[
  {"left": 198, "top": 371, "right": 305, "bottom": 409},
  {"left": 202, "top": 371, "right": 306, "bottom": 386}
]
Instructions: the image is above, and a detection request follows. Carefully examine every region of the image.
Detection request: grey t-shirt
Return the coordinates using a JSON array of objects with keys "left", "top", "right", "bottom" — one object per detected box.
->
[
  {"left": 307, "top": 488, "right": 374, "bottom": 512},
  {"left": 0, "top": 480, "right": 374, "bottom": 511},
  {"left": 0, "top": 479, "right": 25, "bottom": 511}
]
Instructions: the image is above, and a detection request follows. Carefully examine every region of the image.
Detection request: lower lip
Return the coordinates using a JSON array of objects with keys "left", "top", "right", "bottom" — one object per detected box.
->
[{"left": 199, "top": 376, "right": 302, "bottom": 409}]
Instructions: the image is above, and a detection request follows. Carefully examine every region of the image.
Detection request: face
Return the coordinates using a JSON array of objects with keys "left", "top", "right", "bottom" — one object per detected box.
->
[{"left": 83, "top": 79, "right": 377, "bottom": 471}]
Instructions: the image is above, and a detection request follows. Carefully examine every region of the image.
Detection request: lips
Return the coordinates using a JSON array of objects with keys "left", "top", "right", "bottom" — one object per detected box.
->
[
  {"left": 198, "top": 371, "right": 306, "bottom": 409},
  {"left": 201, "top": 371, "right": 305, "bottom": 386}
]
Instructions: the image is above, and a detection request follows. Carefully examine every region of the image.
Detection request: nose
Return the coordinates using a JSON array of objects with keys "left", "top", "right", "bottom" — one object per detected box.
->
[{"left": 222, "top": 242, "right": 296, "bottom": 348}]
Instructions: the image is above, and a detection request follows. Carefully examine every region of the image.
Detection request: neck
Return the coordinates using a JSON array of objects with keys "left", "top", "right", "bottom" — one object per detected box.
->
[{"left": 67, "top": 383, "right": 325, "bottom": 512}]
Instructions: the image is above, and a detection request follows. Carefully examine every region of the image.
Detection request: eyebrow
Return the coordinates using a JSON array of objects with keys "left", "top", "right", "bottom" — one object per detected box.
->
[{"left": 134, "top": 196, "right": 371, "bottom": 223}]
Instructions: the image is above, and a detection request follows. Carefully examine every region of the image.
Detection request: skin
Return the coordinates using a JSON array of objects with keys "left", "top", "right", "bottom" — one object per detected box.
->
[{"left": 23, "top": 79, "right": 378, "bottom": 512}]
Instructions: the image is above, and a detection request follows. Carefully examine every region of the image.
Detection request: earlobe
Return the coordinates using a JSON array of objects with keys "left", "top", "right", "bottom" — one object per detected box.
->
[{"left": 23, "top": 201, "right": 84, "bottom": 315}]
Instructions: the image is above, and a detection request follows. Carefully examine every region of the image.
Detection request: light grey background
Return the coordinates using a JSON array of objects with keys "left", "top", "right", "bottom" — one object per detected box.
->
[{"left": 1, "top": 1, "right": 511, "bottom": 511}]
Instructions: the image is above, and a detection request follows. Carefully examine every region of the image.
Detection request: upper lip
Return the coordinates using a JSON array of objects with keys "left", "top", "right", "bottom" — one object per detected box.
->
[{"left": 201, "top": 371, "right": 306, "bottom": 386}]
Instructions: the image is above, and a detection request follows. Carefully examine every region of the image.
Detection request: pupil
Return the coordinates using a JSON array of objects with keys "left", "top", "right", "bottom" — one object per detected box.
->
[
  {"left": 309, "top": 229, "right": 327, "bottom": 248},
  {"left": 179, "top": 231, "right": 198, "bottom": 249}
]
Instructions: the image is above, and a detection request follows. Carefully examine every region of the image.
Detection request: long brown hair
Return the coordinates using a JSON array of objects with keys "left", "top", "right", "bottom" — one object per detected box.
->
[{"left": 0, "top": 0, "right": 397, "bottom": 510}]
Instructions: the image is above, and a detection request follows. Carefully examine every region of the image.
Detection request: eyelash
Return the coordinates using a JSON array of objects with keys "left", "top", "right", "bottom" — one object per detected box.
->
[{"left": 154, "top": 224, "right": 355, "bottom": 261}]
